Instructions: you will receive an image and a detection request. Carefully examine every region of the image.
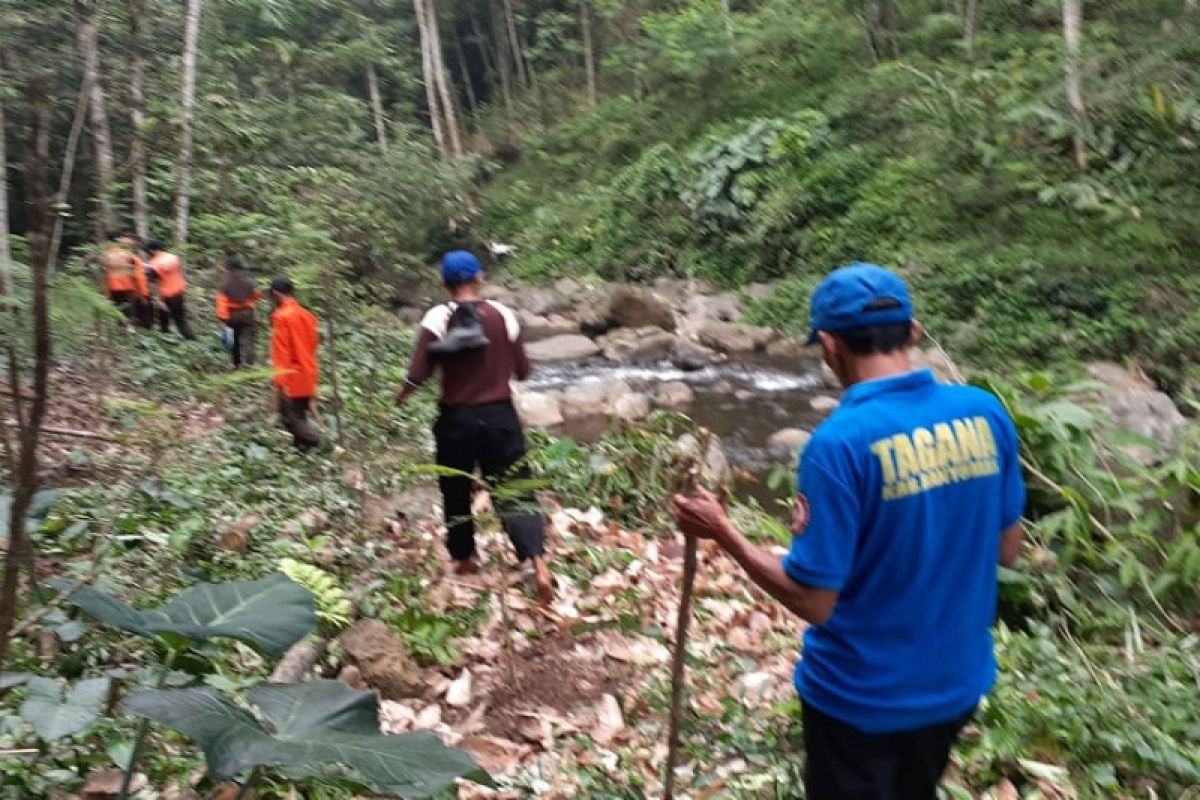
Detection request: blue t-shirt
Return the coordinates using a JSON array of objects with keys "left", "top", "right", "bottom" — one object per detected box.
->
[{"left": 784, "top": 369, "right": 1025, "bottom": 734}]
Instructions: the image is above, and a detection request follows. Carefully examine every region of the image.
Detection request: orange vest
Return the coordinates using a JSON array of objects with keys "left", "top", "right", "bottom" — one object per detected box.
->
[
  {"left": 148, "top": 252, "right": 186, "bottom": 298},
  {"left": 271, "top": 298, "right": 320, "bottom": 399},
  {"left": 216, "top": 289, "right": 262, "bottom": 322},
  {"left": 102, "top": 246, "right": 148, "bottom": 297}
]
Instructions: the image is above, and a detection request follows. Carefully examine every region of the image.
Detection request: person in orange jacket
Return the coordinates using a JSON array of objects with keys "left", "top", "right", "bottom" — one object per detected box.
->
[
  {"left": 215, "top": 257, "right": 263, "bottom": 367},
  {"left": 100, "top": 231, "right": 151, "bottom": 328},
  {"left": 269, "top": 276, "right": 320, "bottom": 450},
  {"left": 145, "top": 240, "right": 195, "bottom": 340}
]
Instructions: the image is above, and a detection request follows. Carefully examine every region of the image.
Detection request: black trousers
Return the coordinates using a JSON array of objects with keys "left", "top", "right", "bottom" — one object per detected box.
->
[
  {"left": 158, "top": 294, "right": 195, "bottom": 339},
  {"left": 109, "top": 291, "right": 153, "bottom": 329},
  {"left": 802, "top": 702, "right": 974, "bottom": 800},
  {"left": 228, "top": 309, "right": 257, "bottom": 367},
  {"left": 434, "top": 402, "right": 545, "bottom": 563},
  {"left": 279, "top": 396, "right": 320, "bottom": 451}
]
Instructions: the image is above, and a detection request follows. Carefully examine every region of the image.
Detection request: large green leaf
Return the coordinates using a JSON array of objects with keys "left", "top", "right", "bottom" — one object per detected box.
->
[
  {"left": 123, "top": 681, "right": 492, "bottom": 798},
  {"left": 59, "top": 574, "right": 315, "bottom": 658},
  {"left": 0, "top": 489, "right": 61, "bottom": 541},
  {"left": 20, "top": 677, "right": 110, "bottom": 741}
]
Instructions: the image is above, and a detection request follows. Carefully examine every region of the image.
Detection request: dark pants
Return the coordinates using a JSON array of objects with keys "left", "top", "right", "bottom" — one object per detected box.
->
[
  {"left": 110, "top": 290, "right": 136, "bottom": 323},
  {"left": 158, "top": 294, "right": 195, "bottom": 339},
  {"left": 228, "top": 309, "right": 257, "bottom": 367},
  {"left": 434, "top": 401, "right": 546, "bottom": 563},
  {"left": 803, "top": 702, "right": 974, "bottom": 800},
  {"left": 279, "top": 396, "right": 320, "bottom": 451}
]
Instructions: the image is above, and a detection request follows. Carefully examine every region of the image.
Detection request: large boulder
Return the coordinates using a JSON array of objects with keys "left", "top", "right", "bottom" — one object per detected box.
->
[
  {"left": 606, "top": 285, "right": 676, "bottom": 331},
  {"left": 523, "top": 288, "right": 573, "bottom": 317},
  {"left": 338, "top": 619, "right": 424, "bottom": 700},
  {"left": 598, "top": 327, "right": 680, "bottom": 364},
  {"left": 766, "top": 337, "right": 810, "bottom": 357},
  {"left": 697, "top": 321, "right": 776, "bottom": 353},
  {"left": 612, "top": 393, "right": 653, "bottom": 422},
  {"left": 514, "top": 390, "right": 564, "bottom": 429},
  {"left": 517, "top": 309, "right": 577, "bottom": 339},
  {"left": 560, "top": 379, "right": 631, "bottom": 419},
  {"left": 683, "top": 294, "right": 742, "bottom": 324},
  {"left": 655, "top": 381, "right": 695, "bottom": 410},
  {"left": 1085, "top": 362, "right": 1186, "bottom": 447},
  {"left": 526, "top": 334, "right": 601, "bottom": 362},
  {"left": 671, "top": 341, "right": 722, "bottom": 371},
  {"left": 767, "top": 428, "right": 811, "bottom": 464}
]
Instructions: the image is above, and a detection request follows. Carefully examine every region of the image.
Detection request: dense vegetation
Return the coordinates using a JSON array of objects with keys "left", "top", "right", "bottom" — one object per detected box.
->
[{"left": 1, "top": 0, "right": 1199, "bottom": 797}]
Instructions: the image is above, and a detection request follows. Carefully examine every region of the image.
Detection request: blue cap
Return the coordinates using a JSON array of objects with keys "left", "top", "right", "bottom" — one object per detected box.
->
[
  {"left": 441, "top": 250, "right": 482, "bottom": 285},
  {"left": 807, "top": 262, "right": 914, "bottom": 344}
]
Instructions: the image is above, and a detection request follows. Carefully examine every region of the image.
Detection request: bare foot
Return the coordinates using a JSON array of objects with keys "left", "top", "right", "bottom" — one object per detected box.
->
[
  {"left": 532, "top": 557, "right": 555, "bottom": 606},
  {"left": 454, "top": 558, "right": 481, "bottom": 576}
]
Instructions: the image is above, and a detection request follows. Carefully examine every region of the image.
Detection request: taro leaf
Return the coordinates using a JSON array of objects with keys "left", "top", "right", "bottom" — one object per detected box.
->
[
  {"left": 123, "top": 681, "right": 492, "bottom": 798},
  {"left": 0, "top": 488, "right": 61, "bottom": 541},
  {"left": 20, "top": 677, "right": 110, "bottom": 741},
  {"left": 58, "top": 574, "right": 315, "bottom": 658}
]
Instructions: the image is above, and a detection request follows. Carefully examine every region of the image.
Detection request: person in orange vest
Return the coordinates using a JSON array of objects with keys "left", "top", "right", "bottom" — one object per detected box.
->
[
  {"left": 144, "top": 240, "right": 195, "bottom": 340},
  {"left": 215, "top": 257, "right": 263, "bottom": 368},
  {"left": 269, "top": 276, "right": 321, "bottom": 450},
  {"left": 100, "top": 231, "right": 151, "bottom": 328}
]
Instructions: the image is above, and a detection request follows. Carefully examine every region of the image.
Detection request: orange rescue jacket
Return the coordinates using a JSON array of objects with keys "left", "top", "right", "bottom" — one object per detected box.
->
[
  {"left": 216, "top": 289, "right": 262, "bottom": 322},
  {"left": 102, "top": 246, "right": 148, "bottom": 297},
  {"left": 270, "top": 297, "right": 320, "bottom": 399},
  {"left": 147, "top": 251, "right": 186, "bottom": 298}
]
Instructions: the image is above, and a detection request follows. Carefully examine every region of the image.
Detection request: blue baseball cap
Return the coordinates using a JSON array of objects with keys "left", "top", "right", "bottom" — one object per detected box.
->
[
  {"left": 807, "top": 262, "right": 914, "bottom": 345},
  {"left": 441, "top": 250, "right": 483, "bottom": 285}
]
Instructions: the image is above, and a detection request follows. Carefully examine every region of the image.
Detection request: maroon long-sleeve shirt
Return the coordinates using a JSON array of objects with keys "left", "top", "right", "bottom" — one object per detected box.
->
[{"left": 406, "top": 300, "right": 531, "bottom": 407}]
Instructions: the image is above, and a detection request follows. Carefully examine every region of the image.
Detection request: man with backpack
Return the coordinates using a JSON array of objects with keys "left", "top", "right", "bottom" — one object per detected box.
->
[
  {"left": 396, "top": 250, "right": 554, "bottom": 605},
  {"left": 270, "top": 276, "right": 321, "bottom": 451},
  {"left": 145, "top": 240, "right": 195, "bottom": 340},
  {"left": 99, "top": 231, "right": 150, "bottom": 328},
  {"left": 216, "top": 256, "right": 263, "bottom": 367}
]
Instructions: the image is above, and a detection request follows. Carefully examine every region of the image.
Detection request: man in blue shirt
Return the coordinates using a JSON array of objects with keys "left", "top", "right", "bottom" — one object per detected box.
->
[{"left": 673, "top": 263, "right": 1026, "bottom": 799}]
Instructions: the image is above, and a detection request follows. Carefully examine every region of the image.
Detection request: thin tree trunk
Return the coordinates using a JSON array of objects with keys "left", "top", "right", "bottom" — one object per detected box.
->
[
  {"left": 962, "top": 0, "right": 979, "bottom": 60},
  {"left": 518, "top": 26, "right": 538, "bottom": 96},
  {"left": 501, "top": 0, "right": 528, "bottom": 88},
  {"left": 485, "top": 0, "right": 515, "bottom": 112},
  {"left": 0, "top": 79, "right": 52, "bottom": 672},
  {"left": 1062, "top": 0, "right": 1087, "bottom": 170},
  {"left": 365, "top": 63, "right": 388, "bottom": 152},
  {"left": 0, "top": 68, "right": 10, "bottom": 295},
  {"left": 128, "top": 0, "right": 149, "bottom": 240},
  {"left": 425, "top": 0, "right": 464, "bottom": 158},
  {"left": 413, "top": 0, "right": 448, "bottom": 158},
  {"left": 47, "top": 75, "right": 93, "bottom": 275},
  {"left": 580, "top": 2, "right": 597, "bottom": 107},
  {"left": 173, "top": 0, "right": 204, "bottom": 247},
  {"left": 720, "top": 0, "right": 735, "bottom": 45},
  {"left": 77, "top": 0, "right": 116, "bottom": 238},
  {"left": 454, "top": 36, "right": 478, "bottom": 116},
  {"left": 467, "top": 6, "right": 498, "bottom": 91}
]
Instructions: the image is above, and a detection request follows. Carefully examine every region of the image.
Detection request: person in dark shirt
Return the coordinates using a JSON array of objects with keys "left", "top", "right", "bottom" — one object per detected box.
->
[{"left": 396, "top": 251, "right": 554, "bottom": 605}]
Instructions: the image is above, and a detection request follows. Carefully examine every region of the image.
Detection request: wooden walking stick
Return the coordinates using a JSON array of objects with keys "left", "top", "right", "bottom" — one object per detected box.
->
[{"left": 663, "top": 427, "right": 713, "bottom": 799}]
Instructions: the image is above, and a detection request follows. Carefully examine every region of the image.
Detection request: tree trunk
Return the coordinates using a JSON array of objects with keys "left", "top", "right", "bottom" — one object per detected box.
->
[
  {"left": 77, "top": 0, "right": 116, "bottom": 238},
  {"left": 855, "top": 12, "right": 882, "bottom": 64},
  {"left": 1062, "top": 0, "right": 1087, "bottom": 170},
  {"left": 467, "top": 6, "right": 500, "bottom": 101},
  {"left": 486, "top": 0, "right": 515, "bottom": 112},
  {"left": 47, "top": 75, "right": 93, "bottom": 275},
  {"left": 173, "top": 0, "right": 204, "bottom": 247},
  {"left": 580, "top": 1, "right": 597, "bottom": 107},
  {"left": 425, "top": 0, "right": 464, "bottom": 158},
  {"left": 413, "top": 0, "right": 448, "bottom": 158},
  {"left": 501, "top": 0, "right": 528, "bottom": 88},
  {"left": 962, "top": 0, "right": 979, "bottom": 60},
  {"left": 128, "top": 0, "right": 150, "bottom": 240},
  {"left": 365, "top": 62, "right": 388, "bottom": 152},
  {"left": 454, "top": 36, "right": 478, "bottom": 116},
  {"left": 0, "top": 68, "right": 10, "bottom": 295},
  {"left": 0, "top": 78, "right": 53, "bottom": 672},
  {"left": 720, "top": 0, "right": 735, "bottom": 45}
]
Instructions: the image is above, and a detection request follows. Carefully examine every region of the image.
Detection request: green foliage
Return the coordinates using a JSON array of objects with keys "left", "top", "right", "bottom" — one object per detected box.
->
[
  {"left": 18, "top": 678, "right": 110, "bottom": 742},
  {"left": 278, "top": 558, "right": 353, "bottom": 629}
]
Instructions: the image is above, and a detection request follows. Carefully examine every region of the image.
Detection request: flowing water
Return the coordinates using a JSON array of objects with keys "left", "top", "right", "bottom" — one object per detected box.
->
[{"left": 526, "top": 352, "right": 832, "bottom": 509}]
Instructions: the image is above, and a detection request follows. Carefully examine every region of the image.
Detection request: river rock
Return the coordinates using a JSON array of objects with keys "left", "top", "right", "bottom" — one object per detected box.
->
[
  {"left": 612, "top": 393, "right": 653, "bottom": 422},
  {"left": 697, "top": 321, "right": 776, "bottom": 353},
  {"left": 675, "top": 432, "right": 731, "bottom": 485},
  {"left": 768, "top": 428, "right": 811, "bottom": 463},
  {"left": 526, "top": 334, "right": 601, "bottom": 362},
  {"left": 683, "top": 294, "right": 742, "bottom": 324},
  {"left": 523, "top": 288, "right": 573, "bottom": 316},
  {"left": 745, "top": 283, "right": 774, "bottom": 302},
  {"left": 671, "top": 341, "right": 721, "bottom": 371},
  {"left": 606, "top": 285, "right": 676, "bottom": 331},
  {"left": 1085, "top": 362, "right": 1186, "bottom": 447},
  {"left": 810, "top": 395, "right": 839, "bottom": 413},
  {"left": 655, "top": 381, "right": 695, "bottom": 410},
  {"left": 560, "top": 379, "right": 631, "bottom": 419},
  {"left": 514, "top": 390, "right": 564, "bottom": 428},
  {"left": 517, "top": 309, "right": 576, "bottom": 338},
  {"left": 766, "top": 337, "right": 810, "bottom": 357},
  {"left": 338, "top": 619, "right": 424, "bottom": 699},
  {"left": 599, "top": 327, "right": 679, "bottom": 363},
  {"left": 910, "top": 348, "right": 957, "bottom": 383}
]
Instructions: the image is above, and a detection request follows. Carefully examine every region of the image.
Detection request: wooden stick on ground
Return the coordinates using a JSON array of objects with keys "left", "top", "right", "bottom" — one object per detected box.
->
[
  {"left": 1, "top": 420, "right": 117, "bottom": 442},
  {"left": 664, "top": 427, "right": 712, "bottom": 799}
]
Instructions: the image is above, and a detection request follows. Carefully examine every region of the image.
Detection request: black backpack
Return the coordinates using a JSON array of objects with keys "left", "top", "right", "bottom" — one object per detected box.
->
[{"left": 428, "top": 302, "right": 490, "bottom": 356}]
